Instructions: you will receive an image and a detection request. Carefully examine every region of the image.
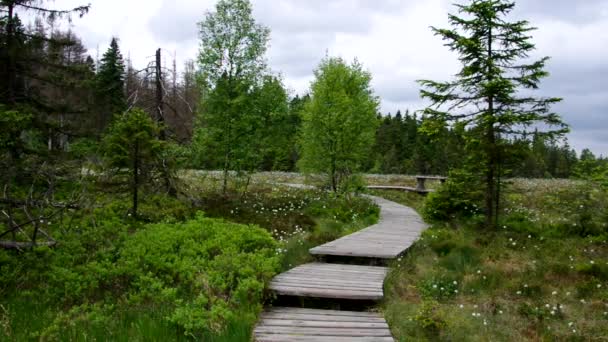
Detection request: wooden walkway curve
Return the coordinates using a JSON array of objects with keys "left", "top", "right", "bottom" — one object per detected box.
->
[
  {"left": 254, "top": 193, "right": 426, "bottom": 341},
  {"left": 310, "top": 196, "right": 426, "bottom": 259}
]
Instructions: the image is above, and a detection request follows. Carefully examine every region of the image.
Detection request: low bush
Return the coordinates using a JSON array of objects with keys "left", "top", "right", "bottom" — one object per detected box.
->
[
  {"left": 118, "top": 213, "right": 280, "bottom": 335},
  {"left": 422, "top": 169, "right": 484, "bottom": 223},
  {"left": 1, "top": 211, "right": 280, "bottom": 339}
]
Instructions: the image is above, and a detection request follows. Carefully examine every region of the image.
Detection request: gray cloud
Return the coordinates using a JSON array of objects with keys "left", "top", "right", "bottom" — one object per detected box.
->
[
  {"left": 515, "top": 0, "right": 608, "bottom": 24},
  {"left": 148, "top": 0, "right": 211, "bottom": 43}
]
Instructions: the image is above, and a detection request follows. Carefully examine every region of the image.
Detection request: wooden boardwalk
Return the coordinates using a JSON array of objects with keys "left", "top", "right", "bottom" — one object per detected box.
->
[
  {"left": 367, "top": 185, "right": 430, "bottom": 193},
  {"left": 310, "top": 196, "right": 426, "bottom": 259},
  {"left": 254, "top": 192, "right": 426, "bottom": 342},
  {"left": 254, "top": 307, "right": 394, "bottom": 342},
  {"left": 269, "top": 262, "right": 388, "bottom": 300}
]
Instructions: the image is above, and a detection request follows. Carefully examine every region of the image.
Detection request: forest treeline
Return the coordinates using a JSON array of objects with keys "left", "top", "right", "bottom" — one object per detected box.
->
[{"left": 0, "top": 9, "right": 601, "bottom": 179}]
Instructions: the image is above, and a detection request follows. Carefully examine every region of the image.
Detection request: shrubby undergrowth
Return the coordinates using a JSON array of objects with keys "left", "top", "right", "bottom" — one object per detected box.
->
[
  {"left": 382, "top": 178, "right": 608, "bottom": 341},
  {"left": 1, "top": 180, "right": 379, "bottom": 340},
  {"left": 1, "top": 205, "right": 280, "bottom": 339}
]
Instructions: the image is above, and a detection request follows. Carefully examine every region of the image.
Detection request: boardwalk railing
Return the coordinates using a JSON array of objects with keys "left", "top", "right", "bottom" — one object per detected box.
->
[{"left": 367, "top": 175, "right": 447, "bottom": 194}]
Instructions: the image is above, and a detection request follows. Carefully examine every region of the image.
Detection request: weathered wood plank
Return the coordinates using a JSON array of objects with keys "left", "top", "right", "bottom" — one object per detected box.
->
[
  {"left": 310, "top": 195, "right": 426, "bottom": 259},
  {"left": 269, "top": 263, "right": 387, "bottom": 300},
  {"left": 255, "top": 335, "right": 395, "bottom": 342},
  {"left": 259, "top": 319, "right": 389, "bottom": 329},
  {"left": 254, "top": 326, "right": 392, "bottom": 337},
  {"left": 261, "top": 313, "right": 386, "bottom": 323},
  {"left": 270, "top": 285, "right": 384, "bottom": 300},
  {"left": 296, "top": 263, "right": 388, "bottom": 273},
  {"left": 265, "top": 307, "right": 382, "bottom": 317},
  {"left": 272, "top": 276, "right": 383, "bottom": 286},
  {"left": 271, "top": 282, "right": 382, "bottom": 291}
]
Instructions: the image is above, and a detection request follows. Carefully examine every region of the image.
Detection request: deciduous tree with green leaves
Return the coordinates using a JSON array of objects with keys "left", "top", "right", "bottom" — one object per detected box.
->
[
  {"left": 299, "top": 57, "right": 379, "bottom": 193},
  {"left": 194, "top": 0, "right": 271, "bottom": 192},
  {"left": 418, "top": 0, "right": 568, "bottom": 228}
]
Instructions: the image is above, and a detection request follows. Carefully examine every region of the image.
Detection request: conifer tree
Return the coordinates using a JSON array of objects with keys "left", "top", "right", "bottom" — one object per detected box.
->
[
  {"left": 419, "top": 0, "right": 568, "bottom": 228},
  {"left": 102, "top": 109, "right": 164, "bottom": 217},
  {"left": 96, "top": 37, "right": 126, "bottom": 132}
]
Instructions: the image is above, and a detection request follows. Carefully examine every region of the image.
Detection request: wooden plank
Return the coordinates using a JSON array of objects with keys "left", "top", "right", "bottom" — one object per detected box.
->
[
  {"left": 255, "top": 335, "right": 395, "bottom": 342},
  {"left": 272, "top": 275, "right": 384, "bottom": 285},
  {"left": 271, "top": 279, "right": 383, "bottom": 289},
  {"left": 270, "top": 285, "right": 383, "bottom": 300},
  {"left": 297, "top": 263, "right": 388, "bottom": 273},
  {"left": 264, "top": 307, "right": 383, "bottom": 317},
  {"left": 261, "top": 313, "right": 386, "bottom": 323},
  {"left": 254, "top": 326, "right": 392, "bottom": 337},
  {"left": 271, "top": 281, "right": 382, "bottom": 291},
  {"left": 259, "top": 319, "right": 389, "bottom": 329},
  {"left": 310, "top": 195, "right": 426, "bottom": 259}
]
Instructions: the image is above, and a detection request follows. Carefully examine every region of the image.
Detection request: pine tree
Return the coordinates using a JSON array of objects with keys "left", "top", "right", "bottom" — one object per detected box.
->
[
  {"left": 96, "top": 37, "right": 126, "bottom": 133},
  {"left": 419, "top": 0, "right": 568, "bottom": 228},
  {"left": 0, "top": 1, "right": 89, "bottom": 105}
]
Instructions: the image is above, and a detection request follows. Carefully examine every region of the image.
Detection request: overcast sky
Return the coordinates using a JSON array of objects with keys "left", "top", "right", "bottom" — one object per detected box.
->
[{"left": 33, "top": 0, "right": 608, "bottom": 156}]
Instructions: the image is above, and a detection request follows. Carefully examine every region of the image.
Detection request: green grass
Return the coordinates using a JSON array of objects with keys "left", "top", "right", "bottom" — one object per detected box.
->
[{"left": 377, "top": 180, "right": 608, "bottom": 341}]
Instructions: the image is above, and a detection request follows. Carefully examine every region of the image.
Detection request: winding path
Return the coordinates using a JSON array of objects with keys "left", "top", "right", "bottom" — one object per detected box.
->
[{"left": 254, "top": 194, "right": 426, "bottom": 341}]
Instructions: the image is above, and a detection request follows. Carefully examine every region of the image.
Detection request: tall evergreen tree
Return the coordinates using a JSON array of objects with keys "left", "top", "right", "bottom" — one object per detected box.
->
[
  {"left": 419, "top": 0, "right": 568, "bottom": 228},
  {"left": 0, "top": 1, "right": 89, "bottom": 105},
  {"left": 96, "top": 37, "right": 126, "bottom": 133}
]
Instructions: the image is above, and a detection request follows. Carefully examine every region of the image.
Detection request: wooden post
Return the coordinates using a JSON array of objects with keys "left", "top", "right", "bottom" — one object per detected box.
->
[
  {"left": 155, "top": 48, "right": 166, "bottom": 140},
  {"left": 415, "top": 177, "right": 426, "bottom": 192}
]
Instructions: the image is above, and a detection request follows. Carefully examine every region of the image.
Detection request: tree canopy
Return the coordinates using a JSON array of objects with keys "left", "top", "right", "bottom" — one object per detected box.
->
[{"left": 298, "top": 57, "right": 379, "bottom": 192}]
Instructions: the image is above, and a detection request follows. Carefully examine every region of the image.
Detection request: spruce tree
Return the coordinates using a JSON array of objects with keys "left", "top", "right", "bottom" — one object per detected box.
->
[
  {"left": 96, "top": 37, "right": 126, "bottom": 132},
  {"left": 419, "top": 0, "right": 568, "bottom": 228}
]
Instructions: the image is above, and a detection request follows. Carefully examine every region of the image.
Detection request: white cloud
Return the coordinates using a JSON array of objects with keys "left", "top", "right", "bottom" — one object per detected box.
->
[{"left": 16, "top": 0, "right": 608, "bottom": 155}]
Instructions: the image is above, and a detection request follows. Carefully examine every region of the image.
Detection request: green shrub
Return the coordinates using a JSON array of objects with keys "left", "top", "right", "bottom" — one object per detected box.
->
[
  {"left": 424, "top": 228, "right": 460, "bottom": 255},
  {"left": 413, "top": 300, "right": 447, "bottom": 336},
  {"left": 422, "top": 169, "right": 483, "bottom": 222},
  {"left": 305, "top": 193, "right": 379, "bottom": 223},
  {"left": 2, "top": 209, "right": 281, "bottom": 338},
  {"left": 117, "top": 213, "right": 280, "bottom": 335}
]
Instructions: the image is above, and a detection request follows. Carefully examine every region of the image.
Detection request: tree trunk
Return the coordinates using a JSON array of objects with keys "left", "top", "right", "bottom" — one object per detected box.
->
[
  {"left": 485, "top": 123, "right": 496, "bottom": 229},
  {"left": 222, "top": 152, "right": 229, "bottom": 194},
  {"left": 155, "top": 48, "right": 165, "bottom": 139},
  {"left": 6, "top": 2, "right": 16, "bottom": 104},
  {"left": 156, "top": 48, "right": 176, "bottom": 196},
  {"left": 485, "top": 23, "right": 497, "bottom": 229},
  {"left": 133, "top": 140, "right": 139, "bottom": 217},
  {"left": 330, "top": 157, "right": 337, "bottom": 192},
  {"left": 495, "top": 141, "right": 501, "bottom": 229}
]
